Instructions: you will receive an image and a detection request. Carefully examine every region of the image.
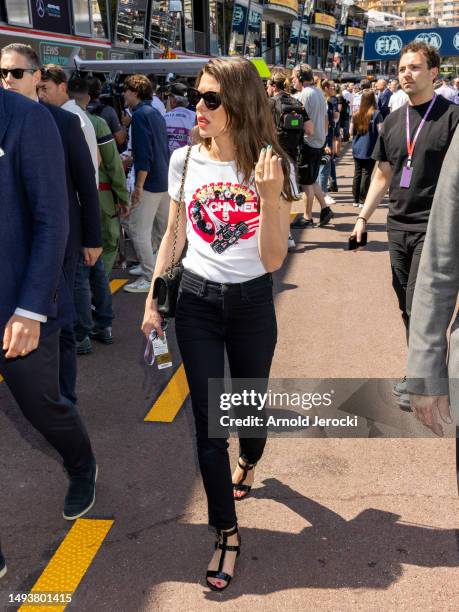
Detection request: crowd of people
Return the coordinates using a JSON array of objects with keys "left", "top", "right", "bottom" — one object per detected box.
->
[{"left": 0, "top": 39, "right": 458, "bottom": 591}]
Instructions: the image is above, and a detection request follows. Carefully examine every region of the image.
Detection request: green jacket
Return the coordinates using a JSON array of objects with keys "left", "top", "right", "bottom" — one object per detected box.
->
[{"left": 86, "top": 112, "right": 129, "bottom": 212}]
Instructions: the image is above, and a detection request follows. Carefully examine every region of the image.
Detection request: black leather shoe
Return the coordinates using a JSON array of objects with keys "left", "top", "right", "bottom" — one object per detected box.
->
[
  {"left": 319, "top": 206, "right": 334, "bottom": 227},
  {"left": 63, "top": 461, "right": 98, "bottom": 521},
  {"left": 89, "top": 327, "right": 113, "bottom": 345},
  {"left": 0, "top": 549, "right": 7, "bottom": 579}
]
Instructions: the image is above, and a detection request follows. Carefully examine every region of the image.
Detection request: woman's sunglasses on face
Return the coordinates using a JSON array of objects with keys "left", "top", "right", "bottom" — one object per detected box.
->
[
  {"left": 187, "top": 87, "right": 222, "bottom": 110},
  {"left": 0, "top": 67, "right": 37, "bottom": 80}
]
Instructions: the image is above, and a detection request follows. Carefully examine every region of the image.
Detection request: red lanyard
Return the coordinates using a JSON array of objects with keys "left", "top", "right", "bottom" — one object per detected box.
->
[{"left": 405, "top": 94, "right": 436, "bottom": 168}]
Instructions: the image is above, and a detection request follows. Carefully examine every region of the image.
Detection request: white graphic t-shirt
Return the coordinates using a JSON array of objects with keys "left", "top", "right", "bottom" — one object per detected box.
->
[
  {"left": 168, "top": 145, "right": 296, "bottom": 283},
  {"left": 165, "top": 107, "right": 196, "bottom": 154}
]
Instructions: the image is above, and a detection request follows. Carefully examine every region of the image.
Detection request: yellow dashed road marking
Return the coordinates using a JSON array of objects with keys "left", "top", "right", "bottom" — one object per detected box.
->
[
  {"left": 109, "top": 279, "right": 128, "bottom": 294},
  {"left": 19, "top": 519, "right": 113, "bottom": 612},
  {"left": 144, "top": 363, "right": 189, "bottom": 422}
]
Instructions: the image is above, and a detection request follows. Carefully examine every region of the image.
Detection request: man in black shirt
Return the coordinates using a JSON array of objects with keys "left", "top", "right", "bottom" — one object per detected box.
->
[{"left": 351, "top": 41, "right": 459, "bottom": 407}]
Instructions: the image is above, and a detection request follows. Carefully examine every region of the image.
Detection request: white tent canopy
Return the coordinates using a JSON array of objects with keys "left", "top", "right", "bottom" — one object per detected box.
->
[{"left": 74, "top": 56, "right": 210, "bottom": 76}]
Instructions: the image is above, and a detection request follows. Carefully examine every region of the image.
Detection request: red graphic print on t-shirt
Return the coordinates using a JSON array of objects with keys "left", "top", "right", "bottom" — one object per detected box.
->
[{"left": 188, "top": 182, "right": 259, "bottom": 254}]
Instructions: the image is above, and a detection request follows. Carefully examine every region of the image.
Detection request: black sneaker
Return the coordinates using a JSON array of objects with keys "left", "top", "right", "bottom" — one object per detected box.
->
[
  {"left": 89, "top": 327, "right": 113, "bottom": 345},
  {"left": 393, "top": 376, "right": 407, "bottom": 397},
  {"left": 76, "top": 336, "right": 92, "bottom": 355},
  {"left": 0, "top": 549, "right": 7, "bottom": 579},
  {"left": 291, "top": 215, "right": 314, "bottom": 228},
  {"left": 63, "top": 461, "right": 98, "bottom": 521},
  {"left": 319, "top": 206, "right": 334, "bottom": 227}
]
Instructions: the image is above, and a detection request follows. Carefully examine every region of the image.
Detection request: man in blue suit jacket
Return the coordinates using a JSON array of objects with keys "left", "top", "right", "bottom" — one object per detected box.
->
[
  {"left": 1, "top": 43, "right": 102, "bottom": 405},
  {"left": 376, "top": 79, "right": 392, "bottom": 119},
  {"left": 0, "top": 87, "right": 97, "bottom": 574}
]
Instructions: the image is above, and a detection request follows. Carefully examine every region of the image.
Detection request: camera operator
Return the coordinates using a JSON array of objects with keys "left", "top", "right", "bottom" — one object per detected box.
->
[{"left": 86, "top": 77, "right": 126, "bottom": 147}]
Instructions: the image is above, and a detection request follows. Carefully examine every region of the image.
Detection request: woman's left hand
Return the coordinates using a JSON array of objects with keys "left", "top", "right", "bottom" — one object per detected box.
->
[{"left": 254, "top": 146, "right": 284, "bottom": 206}]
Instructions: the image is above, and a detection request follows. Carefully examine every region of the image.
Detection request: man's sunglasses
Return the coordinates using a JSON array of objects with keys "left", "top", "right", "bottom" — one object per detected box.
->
[
  {"left": 0, "top": 67, "right": 37, "bottom": 80},
  {"left": 187, "top": 87, "right": 222, "bottom": 110}
]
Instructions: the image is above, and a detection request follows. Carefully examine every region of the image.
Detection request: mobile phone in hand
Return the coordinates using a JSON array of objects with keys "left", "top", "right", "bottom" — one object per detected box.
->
[{"left": 348, "top": 232, "right": 367, "bottom": 250}]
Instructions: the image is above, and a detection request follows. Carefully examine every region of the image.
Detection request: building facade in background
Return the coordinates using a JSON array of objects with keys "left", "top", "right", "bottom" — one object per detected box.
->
[
  {"left": 431, "top": 0, "right": 459, "bottom": 26},
  {"left": 0, "top": 0, "right": 366, "bottom": 77},
  {"left": 358, "top": 0, "right": 404, "bottom": 17},
  {"left": 404, "top": 0, "right": 435, "bottom": 28},
  {"left": 359, "top": 0, "right": 459, "bottom": 27}
]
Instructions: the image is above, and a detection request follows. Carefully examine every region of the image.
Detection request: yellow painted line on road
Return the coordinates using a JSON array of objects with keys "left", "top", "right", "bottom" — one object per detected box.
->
[
  {"left": 144, "top": 363, "right": 189, "bottom": 422},
  {"left": 19, "top": 519, "right": 113, "bottom": 612},
  {"left": 110, "top": 278, "right": 128, "bottom": 294}
]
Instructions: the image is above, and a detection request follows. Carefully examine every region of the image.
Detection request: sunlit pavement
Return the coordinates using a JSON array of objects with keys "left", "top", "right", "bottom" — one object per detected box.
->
[{"left": 0, "top": 146, "right": 457, "bottom": 611}]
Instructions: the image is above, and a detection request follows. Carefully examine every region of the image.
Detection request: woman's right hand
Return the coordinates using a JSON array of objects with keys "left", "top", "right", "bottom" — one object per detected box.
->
[{"left": 142, "top": 304, "right": 164, "bottom": 338}]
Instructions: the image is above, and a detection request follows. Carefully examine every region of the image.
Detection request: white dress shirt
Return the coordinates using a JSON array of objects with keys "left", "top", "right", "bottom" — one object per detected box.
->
[
  {"left": 388, "top": 89, "right": 409, "bottom": 112},
  {"left": 151, "top": 95, "right": 166, "bottom": 116},
  {"left": 62, "top": 99, "right": 99, "bottom": 183}
]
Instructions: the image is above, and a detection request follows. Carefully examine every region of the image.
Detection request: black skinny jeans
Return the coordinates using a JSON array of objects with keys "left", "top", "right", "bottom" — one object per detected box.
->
[
  {"left": 387, "top": 229, "right": 426, "bottom": 344},
  {"left": 352, "top": 157, "right": 375, "bottom": 204},
  {"left": 175, "top": 269, "right": 277, "bottom": 530}
]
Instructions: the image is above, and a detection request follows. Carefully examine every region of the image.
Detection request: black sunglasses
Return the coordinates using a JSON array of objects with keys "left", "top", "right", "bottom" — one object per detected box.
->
[
  {"left": 187, "top": 87, "right": 222, "bottom": 110},
  {"left": 0, "top": 67, "right": 37, "bottom": 80}
]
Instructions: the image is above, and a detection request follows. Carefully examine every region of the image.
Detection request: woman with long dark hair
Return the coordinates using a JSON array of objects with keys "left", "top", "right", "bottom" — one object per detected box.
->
[
  {"left": 351, "top": 89, "right": 383, "bottom": 207},
  {"left": 142, "top": 58, "right": 297, "bottom": 591}
]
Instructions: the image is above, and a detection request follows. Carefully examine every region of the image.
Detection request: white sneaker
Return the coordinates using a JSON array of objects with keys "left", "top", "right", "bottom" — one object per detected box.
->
[
  {"left": 358, "top": 203, "right": 364, "bottom": 208},
  {"left": 352, "top": 202, "right": 360, "bottom": 207},
  {"left": 123, "top": 278, "right": 151, "bottom": 293},
  {"left": 129, "top": 264, "right": 142, "bottom": 276},
  {"left": 324, "top": 195, "right": 336, "bottom": 206},
  {"left": 288, "top": 234, "right": 296, "bottom": 250}
]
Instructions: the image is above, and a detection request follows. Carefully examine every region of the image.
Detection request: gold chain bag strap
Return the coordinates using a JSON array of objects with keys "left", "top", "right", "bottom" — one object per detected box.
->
[{"left": 153, "top": 145, "right": 192, "bottom": 319}]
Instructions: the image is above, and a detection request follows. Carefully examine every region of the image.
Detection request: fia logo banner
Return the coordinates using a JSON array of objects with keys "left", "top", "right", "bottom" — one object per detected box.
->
[
  {"left": 374, "top": 35, "right": 403, "bottom": 56},
  {"left": 415, "top": 32, "right": 442, "bottom": 50}
]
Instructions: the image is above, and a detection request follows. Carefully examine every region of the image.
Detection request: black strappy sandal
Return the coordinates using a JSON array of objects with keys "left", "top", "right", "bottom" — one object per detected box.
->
[
  {"left": 206, "top": 524, "right": 241, "bottom": 592},
  {"left": 233, "top": 459, "right": 256, "bottom": 501}
]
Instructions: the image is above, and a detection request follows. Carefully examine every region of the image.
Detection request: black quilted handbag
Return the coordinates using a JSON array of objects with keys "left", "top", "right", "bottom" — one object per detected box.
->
[{"left": 153, "top": 145, "right": 192, "bottom": 319}]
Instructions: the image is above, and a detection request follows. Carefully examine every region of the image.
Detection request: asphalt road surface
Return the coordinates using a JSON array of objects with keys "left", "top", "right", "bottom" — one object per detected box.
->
[{"left": 1, "top": 147, "right": 458, "bottom": 612}]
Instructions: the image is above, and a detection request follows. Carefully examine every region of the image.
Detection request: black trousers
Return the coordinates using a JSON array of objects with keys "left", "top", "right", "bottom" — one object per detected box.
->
[
  {"left": 60, "top": 252, "right": 78, "bottom": 405},
  {"left": 352, "top": 157, "right": 375, "bottom": 204},
  {"left": 0, "top": 330, "right": 94, "bottom": 477},
  {"left": 387, "top": 229, "right": 426, "bottom": 344},
  {"left": 175, "top": 270, "right": 277, "bottom": 530}
]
